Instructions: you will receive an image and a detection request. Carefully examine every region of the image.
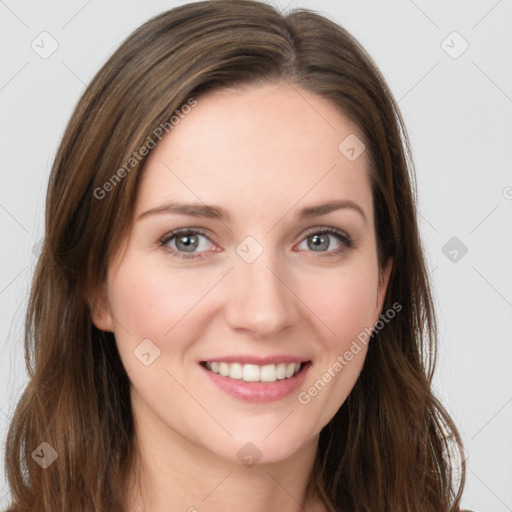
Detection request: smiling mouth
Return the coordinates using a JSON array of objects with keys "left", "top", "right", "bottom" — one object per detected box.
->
[{"left": 201, "top": 361, "right": 308, "bottom": 383}]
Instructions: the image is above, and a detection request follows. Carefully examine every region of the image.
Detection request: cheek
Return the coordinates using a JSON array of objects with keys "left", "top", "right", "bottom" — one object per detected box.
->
[
  {"left": 108, "top": 259, "right": 213, "bottom": 338},
  {"left": 292, "top": 261, "right": 378, "bottom": 428},
  {"left": 105, "top": 257, "right": 222, "bottom": 379},
  {"left": 296, "top": 314, "right": 374, "bottom": 434},
  {"left": 299, "top": 261, "right": 379, "bottom": 346}
]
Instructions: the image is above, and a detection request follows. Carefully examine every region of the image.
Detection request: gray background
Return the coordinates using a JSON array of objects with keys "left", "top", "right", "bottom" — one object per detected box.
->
[{"left": 1, "top": 0, "right": 511, "bottom": 510}]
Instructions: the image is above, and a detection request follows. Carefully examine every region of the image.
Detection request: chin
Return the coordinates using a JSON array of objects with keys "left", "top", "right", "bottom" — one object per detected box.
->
[{"left": 207, "top": 427, "right": 316, "bottom": 467}]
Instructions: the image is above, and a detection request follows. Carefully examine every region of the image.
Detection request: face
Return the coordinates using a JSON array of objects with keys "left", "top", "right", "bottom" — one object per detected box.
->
[{"left": 92, "top": 82, "right": 392, "bottom": 465}]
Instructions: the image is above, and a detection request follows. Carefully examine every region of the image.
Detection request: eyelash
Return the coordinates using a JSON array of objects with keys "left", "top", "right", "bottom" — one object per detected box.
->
[{"left": 159, "top": 227, "right": 354, "bottom": 260}]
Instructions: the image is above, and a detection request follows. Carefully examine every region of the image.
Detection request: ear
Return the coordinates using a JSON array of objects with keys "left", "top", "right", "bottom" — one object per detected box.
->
[
  {"left": 88, "top": 282, "right": 115, "bottom": 332},
  {"left": 374, "top": 256, "right": 393, "bottom": 323}
]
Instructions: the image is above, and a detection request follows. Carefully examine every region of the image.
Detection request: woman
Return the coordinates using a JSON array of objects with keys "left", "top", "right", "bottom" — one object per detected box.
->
[{"left": 4, "top": 1, "right": 470, "bottom": 510}]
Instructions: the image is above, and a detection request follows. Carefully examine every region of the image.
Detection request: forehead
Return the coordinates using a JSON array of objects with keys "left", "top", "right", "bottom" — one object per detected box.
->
[{"left": 136, "top": 82, "right": 372, "bottom": 225}]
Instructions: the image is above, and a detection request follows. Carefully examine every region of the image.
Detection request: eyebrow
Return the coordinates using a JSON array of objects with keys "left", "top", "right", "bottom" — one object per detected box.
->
[
  {"left": 137, "top": 199, "right": 367, "bottom": 223},
  {"left": 297, "top": 200, "right": 366, "bottom": 223}
]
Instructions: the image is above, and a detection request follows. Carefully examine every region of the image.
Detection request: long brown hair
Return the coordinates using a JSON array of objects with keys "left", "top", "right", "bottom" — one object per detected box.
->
[{"left": 4, "top": 1, "right": 465, "bottom": 510}]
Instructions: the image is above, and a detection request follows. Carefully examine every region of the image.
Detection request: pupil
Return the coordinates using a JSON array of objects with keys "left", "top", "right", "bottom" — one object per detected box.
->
[
  {"left": 310, "top": 234, "right": 328, "bottom": 251},
  {"left": 177, "top": 234, "right": 198, "bottom": 252}
]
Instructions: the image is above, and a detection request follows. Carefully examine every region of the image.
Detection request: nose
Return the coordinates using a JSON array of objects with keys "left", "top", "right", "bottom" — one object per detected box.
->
[{"left": 224, "top": 249, "right": 300, "bottom": 340}]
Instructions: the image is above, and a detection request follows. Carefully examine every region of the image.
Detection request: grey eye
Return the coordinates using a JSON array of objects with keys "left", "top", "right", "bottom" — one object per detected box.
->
[
  {"left": 175, "top": 233, "right": 200, "bottom": 252},
  {"left": 297, "top": 232, "right": 344, "bottom": 253},
  {"left": 307, "top": 233, "right": 330, "bottom": 251},
  {"left": 163, "top": 231, "right": 214, "bottom": 254}
]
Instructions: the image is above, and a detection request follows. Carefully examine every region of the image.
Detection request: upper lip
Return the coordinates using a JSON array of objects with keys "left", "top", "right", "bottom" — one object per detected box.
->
[{"left": 201, "top": 355, "right": 310, "bottom": 365}]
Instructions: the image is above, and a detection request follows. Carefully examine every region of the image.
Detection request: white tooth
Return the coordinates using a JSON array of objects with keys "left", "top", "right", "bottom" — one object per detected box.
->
[
  {"left": 276, "top": 363, "right": 287, "bottom": 380},
  {"left": 242, "top": 364, "right": 260, "bottom": 382},
  {"left": 229, "top": 362, "right": 243, "bottom": 379},
  {"left": 285, "top": 363, "right": 295, "bottom": 378},
  {"left": 260, "top": 364, "right": 277, "bottom": 382},
  {"left": 212, "top": 361, "right": 302, "bottom": 381},
  {"left": 219, "top": 362, "right": 229, "bottom": 376}
]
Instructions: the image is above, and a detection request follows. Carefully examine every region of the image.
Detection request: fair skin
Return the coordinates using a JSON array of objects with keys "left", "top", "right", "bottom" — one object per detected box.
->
[{"left": 92, "top": 81, "right": 392, "bottom": 512}]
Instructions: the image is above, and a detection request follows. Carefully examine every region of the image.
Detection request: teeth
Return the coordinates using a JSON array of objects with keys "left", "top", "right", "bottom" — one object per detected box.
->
[
  {"left": 229, "top": 362, "right": 242, "bottom": 379},
  {"left": 260, "top": 364, "right": 276, "bottom": 382},
  {"left": 243, "top": 364, "right": 260, "bottom": 382},
  {"left": 219, "top": 362, "right": 229, "bottom": 377},
  {"left": 205, "top": 361, "right": 302, "bottom": 382},
  {"left": 285, "top": 363, "right": 296, "bottom": 378},
  {"left": 276, "top": 363, "right": 286, "bottom": 379}
]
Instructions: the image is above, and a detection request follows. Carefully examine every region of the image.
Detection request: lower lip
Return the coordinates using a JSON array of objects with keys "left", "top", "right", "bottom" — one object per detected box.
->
[{"left": 200, "top": 363, "right": 311, "bottom": 403}]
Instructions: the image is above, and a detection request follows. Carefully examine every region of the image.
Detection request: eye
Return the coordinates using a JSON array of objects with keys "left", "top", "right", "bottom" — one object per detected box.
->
[
  {"left": 296, "top": 227, "right": 354, "bottom": 257},
  {"left": 159, "top": 226, "right": 354, "bottom": 260},
  {"left": 160, "top": 228, "right": 217, "bottom": 259}
]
